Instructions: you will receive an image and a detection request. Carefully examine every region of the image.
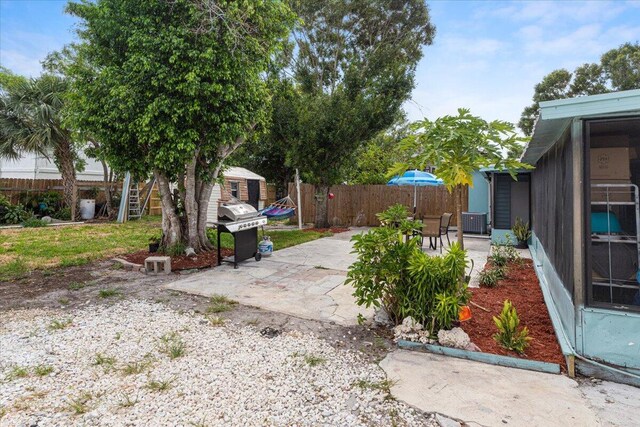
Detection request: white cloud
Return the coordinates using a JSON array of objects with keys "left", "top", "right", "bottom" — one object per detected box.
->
[
  {"left": 0, "top": 49, "right": 44, "bottom": 76},
  {"left": 441, "top": 37, "right": 506, "bottom": 56}
]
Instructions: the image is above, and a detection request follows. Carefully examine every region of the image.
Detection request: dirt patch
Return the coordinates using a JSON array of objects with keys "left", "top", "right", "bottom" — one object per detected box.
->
[
  {"left": 121, "top": 248, "right": 234, "bottom": 271},
  {"left": 303, "top": 227, "right": 349, "bottom": 233},
  {"left": 0, "top": 260, "right": 392, "bottom": 364},
  {"left": 0, "top": 266, "right": 101, "bottom": 311},
  {"left": 461, "top": 259, "right": 566, "bottom": 369}
]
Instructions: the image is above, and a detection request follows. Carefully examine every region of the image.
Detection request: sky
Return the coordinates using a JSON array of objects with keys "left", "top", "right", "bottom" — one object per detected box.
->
[{"left": 1, "top": 0, "right": 639, "bottom": 128}]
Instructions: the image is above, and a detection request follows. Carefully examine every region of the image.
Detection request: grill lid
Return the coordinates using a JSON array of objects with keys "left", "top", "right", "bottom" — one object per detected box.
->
[{"left": 218, "top": 202, "right": 259, "bottom": 222}]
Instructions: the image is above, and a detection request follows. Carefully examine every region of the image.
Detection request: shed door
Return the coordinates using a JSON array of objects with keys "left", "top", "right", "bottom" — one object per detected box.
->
[{"left": 247, "top": 179, "right": 260, "bottom": 210}]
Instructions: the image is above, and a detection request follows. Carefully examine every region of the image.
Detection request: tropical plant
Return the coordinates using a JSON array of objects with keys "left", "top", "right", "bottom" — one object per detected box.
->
[
  {"left": 0, "top": 74, "right": 79, "bottom": 214},
  {"left": 376, "top": 204, "right": 411, "bottom": 226},
  {"left": 404, "top": 243, "right": 469, "bottom": 333},
  {"left": 478, "top": 268, "right": 500, "bottom": 288},
  {"left": 493, "top": 300, "right": 531, "bottom": 354},
  {"left": 65, "top": 0, "right": 295, "bottom": 252},
  {"left": 491, "top": 242, "right": 522, "bottom": 266},
  {"left": 433, "top": 292, "right": 461, "bottom": 331},
  {"left": 347, "top": 225, "right": 417, "bottom": 323},
  {"left": 346, "top": 211, "right": 469, "bottom": 333},
  {"left": 55, "top": 207, "right": 71, "bottom": 221},
  {"left": 284, "top": 0, "right": 436, "bottom": 227},
  {"left": 392, "top": 109, "right": 531, "bottom": 249},
  {"left": 512, "top": 217, "right": 532, "bottom": 244},
  {"left": 3, "top": 204, "right": 28, "bottom": 225}
]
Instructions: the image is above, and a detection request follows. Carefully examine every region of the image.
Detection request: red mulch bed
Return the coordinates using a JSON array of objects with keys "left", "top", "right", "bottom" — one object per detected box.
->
[
  {"left": 122, "top": 248, "right": 234, "bottom": 271},
  {"left": 461, "top": 258, "right": 566, "bottom": 370},
  {"left": 303, "top": 227, "right": 349, "bottom": 233}
]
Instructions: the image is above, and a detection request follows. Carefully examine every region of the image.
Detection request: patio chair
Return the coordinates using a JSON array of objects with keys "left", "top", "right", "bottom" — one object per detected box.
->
[
  {"left": 439, "top": 212, "right": 453, "bottom": 248},
  {"left": 420, "top": 215, "right": 441, "bottom": 250}
]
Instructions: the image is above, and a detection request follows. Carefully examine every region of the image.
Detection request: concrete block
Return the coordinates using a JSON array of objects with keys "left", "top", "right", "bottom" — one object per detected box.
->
[{"left": 145, "top": 256, "right": 171, "bottom": 275}]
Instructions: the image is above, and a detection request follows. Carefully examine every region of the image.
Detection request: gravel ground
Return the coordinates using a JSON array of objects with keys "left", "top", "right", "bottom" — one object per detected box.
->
[{"left": 0, "top": 301, "right": 437, "bottom": 426}]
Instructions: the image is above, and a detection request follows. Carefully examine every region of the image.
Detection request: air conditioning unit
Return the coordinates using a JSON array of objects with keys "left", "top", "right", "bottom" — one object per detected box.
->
[{"left": 462, "top": 212, "right": 487, "bottom": 234}]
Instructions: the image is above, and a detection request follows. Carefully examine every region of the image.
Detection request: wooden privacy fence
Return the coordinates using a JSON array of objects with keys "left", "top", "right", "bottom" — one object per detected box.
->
[
  {"left": 0, "top": 178, "right": 118, "bottom": 204},
  {"left": 289, "top": 183, "right": 467, "bottom": 226}
]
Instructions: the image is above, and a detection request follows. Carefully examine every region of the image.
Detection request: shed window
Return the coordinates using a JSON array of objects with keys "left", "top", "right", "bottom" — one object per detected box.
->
[{"left": 230, "top": 181, "right": 239, "bottom": 199}]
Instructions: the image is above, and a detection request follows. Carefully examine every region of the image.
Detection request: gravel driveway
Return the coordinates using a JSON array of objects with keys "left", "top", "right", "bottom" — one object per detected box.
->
[{"left": 0, "top": 301, "right": 436, "bottom": 426}]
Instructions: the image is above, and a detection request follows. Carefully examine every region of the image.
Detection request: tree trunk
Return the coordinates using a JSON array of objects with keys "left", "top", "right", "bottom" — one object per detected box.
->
[
  {"left": 455, "top": 185, "right": 464, "bottom": 250},
  {"left": 314, "top": 184, "right": 330, "bottom": 228},
  {"left": 99, "top": 158, "right": 114, "bottom": 218},
  {"left": 53, "top": 140, "right": 77, "bottom": 218},
  {"left": 196, "top": 179, "right": 215, "bottom": 251},
  {"left": 183, "top": 154, "right": 201, "bottom": 252},
  {"left": 155, "top": 170, "right": 183, "bottom": 248}
]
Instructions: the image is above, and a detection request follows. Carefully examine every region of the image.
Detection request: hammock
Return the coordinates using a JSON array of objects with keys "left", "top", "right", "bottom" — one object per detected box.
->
[{"left": 260, "top": 196, "right": 297, "bottom": 220}]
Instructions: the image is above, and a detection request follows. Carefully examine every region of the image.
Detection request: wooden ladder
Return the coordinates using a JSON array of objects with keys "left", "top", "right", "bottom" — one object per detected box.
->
[{"left": 128, "top": 183, "right": 141, "bottom": 219}]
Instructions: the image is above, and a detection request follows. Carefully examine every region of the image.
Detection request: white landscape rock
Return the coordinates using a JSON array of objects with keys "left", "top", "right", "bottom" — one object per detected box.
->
[
  {"left": 436, "top": 327, "right": 477, "bottom": 351},
  {"left": 0, "top": 301, "right": 437, "bottom": 426},
  {"left": 393, "top": 317, "right": 433, "bottom": 344}
]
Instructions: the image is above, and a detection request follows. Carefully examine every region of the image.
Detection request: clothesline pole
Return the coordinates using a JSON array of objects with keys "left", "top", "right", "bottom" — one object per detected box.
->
[{"left": 295, "top": 168, "right": 302, "bottom": 230}]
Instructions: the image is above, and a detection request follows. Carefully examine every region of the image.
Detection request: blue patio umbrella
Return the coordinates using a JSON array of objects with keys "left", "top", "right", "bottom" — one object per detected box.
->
[{"left": 387, "top": 170, "right": 444, "bottom": 214}]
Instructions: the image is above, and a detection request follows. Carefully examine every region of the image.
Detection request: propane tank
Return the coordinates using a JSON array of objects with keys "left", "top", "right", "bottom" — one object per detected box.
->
[{"left": 258, "top": 236, "right": 273, "bottom": 256}]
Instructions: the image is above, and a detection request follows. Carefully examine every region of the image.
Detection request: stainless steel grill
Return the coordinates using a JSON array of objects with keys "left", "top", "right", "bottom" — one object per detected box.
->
[{"left": 214, "top": 202, "right": 267, "bottom": 268}]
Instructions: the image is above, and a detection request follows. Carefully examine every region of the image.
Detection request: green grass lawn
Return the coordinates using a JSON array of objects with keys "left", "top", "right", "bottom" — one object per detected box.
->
[{"left": 0, "top": 217, "right": 332, "bottom": 281}]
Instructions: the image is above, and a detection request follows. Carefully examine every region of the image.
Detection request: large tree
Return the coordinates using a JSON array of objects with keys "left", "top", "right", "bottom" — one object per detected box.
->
[
  {"left": 230, "top": 77, "right": 300, "bottom": 198},
  {"left": 393, "top": 109, "right": 530, "bottom": 249},
  {"left": 0, "top": 73, "right": 79, "bottom": 213},
  {"left": 519, "top": 42, "right": 640, "bottom": 135},
  {"left": 287, "top": 0, "right": 435, "bottom": 227},
  {"left": 66, "top": 0, "right": 294, "bottom": 252},
  {"left": 345, "top": 121, "right": 409, "bottom": 185}
]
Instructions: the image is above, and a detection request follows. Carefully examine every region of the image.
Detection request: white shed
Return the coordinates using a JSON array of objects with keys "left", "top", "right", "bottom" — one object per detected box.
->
[{"left": 206, "top": 166, "right": 267, "bottom": 224}]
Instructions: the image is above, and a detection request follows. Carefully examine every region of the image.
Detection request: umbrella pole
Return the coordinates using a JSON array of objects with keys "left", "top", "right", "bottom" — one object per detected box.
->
[{"left": 414, "top": 184, "right": 417, "bottom": 216}]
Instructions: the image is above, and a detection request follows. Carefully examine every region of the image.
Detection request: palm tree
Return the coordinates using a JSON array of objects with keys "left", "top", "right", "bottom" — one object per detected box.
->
[{"left": 0, "top": 74, "right": 78, "bottom": 214}]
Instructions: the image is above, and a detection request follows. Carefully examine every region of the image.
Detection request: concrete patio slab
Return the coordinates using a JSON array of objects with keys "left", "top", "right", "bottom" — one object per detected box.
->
[
  {"left": 380, "top": 350, "right": 600, "bottom": 427},
  {"left": 163, "top": 230, "right": 372, "bottom": 325}
]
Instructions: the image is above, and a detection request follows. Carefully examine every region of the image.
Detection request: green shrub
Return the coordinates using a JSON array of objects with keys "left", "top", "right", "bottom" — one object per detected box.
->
[
  {"left": 38, "top": 191, "right": 63, "bottom": 215},
  {"left": 375, "top": 203, "right": 410, "bottom": 226},
  {"left": 512, "top": 217, "right": 531, "bottom": 243},
  {"left": 22, "top": 217, "right": 47, "bottom": 228},
  {"left": 433, "top": 292, "right": 460, "bottom": 330},
  {"left": 478, "top": 268, "right": 500, "bottom": 287},
  {"left": 0, "top": 195, "right": 11, "bottom": 208},
  {"left": 491, "top": 243, "right": 522, "bottom": 268},
  {"left": 347, "top": 214, "right": 469, "bottom": 333},
  {"left": 493, "top": 300, "right": 531, "bottom": 354},
  {"left": 3, "top": 204, "right": 28, "bottom": 225},
  {"left": 55, "top": 207, "right": 71, "bottom": 221}
]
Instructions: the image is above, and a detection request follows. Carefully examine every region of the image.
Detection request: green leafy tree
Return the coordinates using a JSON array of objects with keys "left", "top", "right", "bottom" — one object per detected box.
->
[
  {"left": 0, "top": 67, "right": 27, "bottom": 92},
  {"left": 287, "top": 0, "right": 435, "bottom": 227},
  {"left": 601, "top": 41, "right": 640, "bottom": 90},
  {"left": 0, "top": 73, "right": 79, "bottom": 213},
  {"left": 230, "top": 78, "right": 300, "bottom": 198},
  {"left": 392, "top": 108, "right": 531, "bottom": 249},
  {"left": 519, "top": 42, "right": 640, "bottom": 135},
  {"left": 65, "top": 0, "right": 294, "bottom": 251},
  {"left": 346, "top": 123, "right": 409, "bottom": 185}
]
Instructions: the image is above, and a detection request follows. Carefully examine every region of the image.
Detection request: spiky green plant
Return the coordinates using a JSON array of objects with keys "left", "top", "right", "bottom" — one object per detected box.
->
[{"left": 493, "top": 300, "right": 531, "bottom": 354}]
